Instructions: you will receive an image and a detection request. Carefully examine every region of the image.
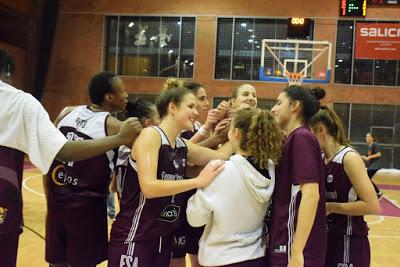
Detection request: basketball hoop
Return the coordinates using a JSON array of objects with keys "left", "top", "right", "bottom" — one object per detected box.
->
[
  {"left": 287, "top": 72, "right": 304, "bottom": 86},
  {"left": 259, "top": 39, "right": 332, "bottom": 84}
]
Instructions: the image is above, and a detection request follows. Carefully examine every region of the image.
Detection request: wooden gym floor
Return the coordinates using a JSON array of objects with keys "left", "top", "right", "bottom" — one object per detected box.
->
[{"left": 16, "top": 167, "right": 400, "bottom": 267}]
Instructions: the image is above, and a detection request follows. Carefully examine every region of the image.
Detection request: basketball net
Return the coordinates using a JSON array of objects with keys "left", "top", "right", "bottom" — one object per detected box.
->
[{"left": 287, "top": 72, "right": 304, "bottom": 86}]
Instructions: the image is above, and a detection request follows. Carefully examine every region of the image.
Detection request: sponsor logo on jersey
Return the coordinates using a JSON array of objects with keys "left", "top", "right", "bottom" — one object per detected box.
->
[
  {"left": 51, "top": 164, "right": 78, "bottom": 186},
  {"left": 173, "top": 235, "right": 186, "bottom": 247},
  {"left": 161, "top": 171, "right": 183, "bottom": 180},
  {"left": 326, "top": 191, "right": 338, "bottom": 200},
  {"left": 158, "top": 204, "right": 180, "bottom": 222},
  {"left": 337, "top": 263, "right": 354, "bottom": 267},
  {"left": 173, "top": 160, "right": 180, "bottom": 170},
  {"left": 327, "top": 174, "right": 334, "bottom": 183},
  {"left": 119, "top": 255, "right": 138, "bottom": 267},
  {"left": 0, "top": 207, "right": 7, "bottom": 224}
]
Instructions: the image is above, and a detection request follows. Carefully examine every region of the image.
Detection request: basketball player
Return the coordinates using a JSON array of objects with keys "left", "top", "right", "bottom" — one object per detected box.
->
[
  {"left": 165, "top": 79, "right": 234, "bottom": 267},
  {"left": 0, "top": 48, "right": 140, "bottom": 267},
  {"left": 107, "top": 84, "right": 232, "bottom": 267},
  {"left": 44, "top": 71, "right": 142, "bottom": 267},
  {"left": 113, "top": 98, "right": 160, "bottom": 202},
  {"left": 269, "top": 85, "right": 326, "bottom": 267},
  {"left": 186, "top": 108, "right": 282, "bottom": 267},
  {"left": 361, "top": 133, "right": 383, "bottom": 198},
  {"left": 161, "top": 79, "right": 219, "bottom": 267},
  {"left": 231, "top": 84, "right": 258, "bottom": 109},
  {"left": 308, "top": 106, "right": 380, "bottom": 267}
]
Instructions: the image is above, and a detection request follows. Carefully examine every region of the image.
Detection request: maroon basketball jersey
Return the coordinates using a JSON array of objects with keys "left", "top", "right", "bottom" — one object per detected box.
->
[
  {"left": 268, "top": 126, "right": 326, "bottom": 266},
  {"left": 180, "top": 121, "right": 201, "bottom": 140},
  {"left": 325, "top": 146, "right": 369, "bottom": 236},
  {"left": 110, "top": 126, "right": 188, "bottom": 244},
  {"left": 47, "top": 106, "right": 116, "bottom": 201},
  {"left": 0, "top": 146, "right": 24, "bottom": 234},
  {"left": 115, "top": 145, "right": 131, "bottom": 201}
]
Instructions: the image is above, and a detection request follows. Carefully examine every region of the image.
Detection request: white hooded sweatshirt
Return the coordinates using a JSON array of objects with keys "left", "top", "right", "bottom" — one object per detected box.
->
[{"left": 186, "top": 154, "right": 275, "bottom": 266}]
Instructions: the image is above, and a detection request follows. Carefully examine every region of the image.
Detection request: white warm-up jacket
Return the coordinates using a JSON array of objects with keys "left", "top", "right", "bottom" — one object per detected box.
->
[{"left": 186, "top": 154, "right": 275, "bottom": 266}]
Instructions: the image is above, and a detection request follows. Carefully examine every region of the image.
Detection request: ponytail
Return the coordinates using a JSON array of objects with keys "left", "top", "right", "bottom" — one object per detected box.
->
[
  {"left": 308, "top": 106, "right": 349, "bottom": 145},
  {"left": 283, "top": 85, "right": 326, "bottom": 122},
  {"left": 157, "top": 80, "right": 192, "bottom": 118}
]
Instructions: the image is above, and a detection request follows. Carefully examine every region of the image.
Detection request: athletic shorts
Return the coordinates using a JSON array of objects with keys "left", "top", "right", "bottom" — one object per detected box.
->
[
  {"left": 108, "top": 236, "right": 173, "bottom": 267},
  {"left": 0, "top": 232, "right": 19, "bottom": 267},
  {"left": 171, "top": 220, "right": 203, "bottom": 258},
  {"left": 326, "top": 233, "right": 370, "bottom": 267},
  {"left": 45, "top": 198, "right": 108, "bottom": 267}
]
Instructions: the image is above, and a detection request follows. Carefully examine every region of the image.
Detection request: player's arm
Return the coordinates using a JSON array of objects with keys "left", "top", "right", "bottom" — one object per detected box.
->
[
  {"left": 195, "top": 118, "right": 231, "bottom": 149},
  {"left": 55, "top": 118, "right": 142, "bottom": 162},
  {"left": 289, "top": 182, "right": 320, "bottom": 267},
  {"left": 106, "top": 115, "right": 123, "bottom": 136},
  {"left": 189, "top": 109, "right": 221, "bottom": 144},
  {"left": 134, "top": 128, "right": 224, "bottom": 199},
  {"left": 185, "top": 140, "right": 232, "bottom": 166},
  {"left": 367, "top": 151, "right": 382, "bottom": 160},
  {"left": 327, "top": 152, "right": 380, "bottom": 216}
]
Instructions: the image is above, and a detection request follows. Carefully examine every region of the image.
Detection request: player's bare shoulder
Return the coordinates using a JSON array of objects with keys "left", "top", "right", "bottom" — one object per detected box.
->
[{"left": 106, "top": 115, "right": 123, "bottom": 136}]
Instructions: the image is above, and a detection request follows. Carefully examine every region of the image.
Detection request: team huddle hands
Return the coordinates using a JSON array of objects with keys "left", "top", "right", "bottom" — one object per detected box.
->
[
  {"left": 117, "top": 117, "right": 143, "bottom": 144},
  {"left": 0, "top": 47, "right": 381, "bottom": 267}
]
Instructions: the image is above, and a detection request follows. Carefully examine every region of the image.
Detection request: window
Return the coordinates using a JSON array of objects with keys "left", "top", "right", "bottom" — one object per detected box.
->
[
  {"left": 335, "top": 21, "right": 400, "bottom": 86},
  {"left": 104, "top": 16, "right": 195, "bottom": 78},
  {"left": 333, "top": 103, "right": 400, "bottom": 168},
  {"left": 215, "top": 18, "right": 314, "bottom": 81}
]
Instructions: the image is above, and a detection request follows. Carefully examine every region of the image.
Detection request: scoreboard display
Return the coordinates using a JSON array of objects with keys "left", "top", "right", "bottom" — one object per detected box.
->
[
  {"left": 367, "top": 0, "right": 399, "bottom": 4},
  {"left": 287, "top": 18, "right": 312, "bottom": 39},
  {"left": 340, "top": 0, "right": 367, "bottom": 17}
]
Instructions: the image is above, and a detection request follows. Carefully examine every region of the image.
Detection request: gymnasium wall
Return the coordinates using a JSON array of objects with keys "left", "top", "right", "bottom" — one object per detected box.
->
[
  {"left": 32, "top": 0, "right": 400, "bottom": 118},
  {"left": 0, "top": 0, "right": 43, "bottom": 92}
]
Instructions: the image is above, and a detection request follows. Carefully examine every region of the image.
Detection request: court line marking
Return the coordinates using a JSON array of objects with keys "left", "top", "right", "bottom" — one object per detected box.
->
[
  {"left": 22, "top": 174, "right": 45, "bottom": 198},
  {"left": 367, "top": 216, "right": 384, "bottom": 225},
  {"left": 369, "top": 235, "right": 400, "bottom": 239},
  {"left": 382, "top": 195, "right": 400, "bottom": 209}
]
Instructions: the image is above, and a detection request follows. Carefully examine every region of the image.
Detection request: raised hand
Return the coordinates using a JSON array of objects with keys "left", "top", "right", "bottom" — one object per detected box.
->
[
  {"left": 196, "top": 159, "right": 225, "bottom": 188},
  {"left": 118, "top": 117, "right": 143, "bottom": 144}
]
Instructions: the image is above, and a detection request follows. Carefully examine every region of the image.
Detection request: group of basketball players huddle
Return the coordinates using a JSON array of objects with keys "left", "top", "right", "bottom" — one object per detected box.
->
[
  {"left": 0, "top": 48, "right": 381, "bottom": 267},
  {"left": 39, "top": 71, "right": 380, "bottom": 267}
]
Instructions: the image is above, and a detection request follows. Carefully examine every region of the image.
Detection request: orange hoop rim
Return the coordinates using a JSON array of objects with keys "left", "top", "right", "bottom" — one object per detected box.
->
[
  {"left": 286, "top": 72, "right": 305, "bottom": 85},
  {"left": 287, "top": 72, "right": 304, "bottom": 80}
]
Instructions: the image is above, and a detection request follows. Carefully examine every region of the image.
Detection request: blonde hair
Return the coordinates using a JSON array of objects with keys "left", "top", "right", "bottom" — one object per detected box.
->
[
  {"left": 234, "top": 108, "right": 282, "bottom": 168},
  {"left": 157, "top": 78, "right": 192, "bottom": 118},
  {"left": 163, "top": 78, "right": 184, "bottom": 91}
]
